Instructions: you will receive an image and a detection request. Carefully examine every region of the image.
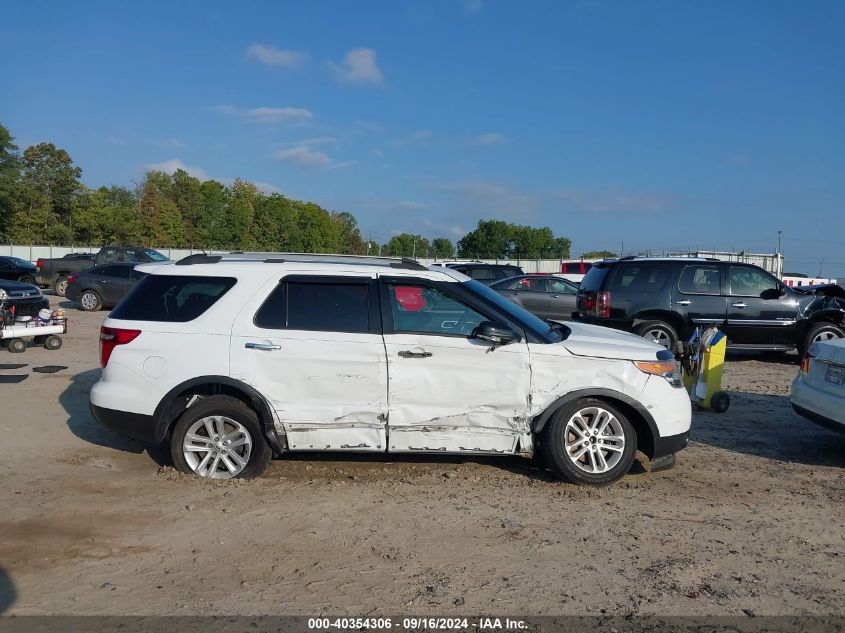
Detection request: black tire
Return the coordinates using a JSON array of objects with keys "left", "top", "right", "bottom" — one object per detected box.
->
[
  {"left": 541, "top": 398, "right": 637, "bottom": 486},
  {"left": 44, "top": 335, "right": 62, "bottom": 351},
  {"left": 79, "top": 289, "right": 102, "bottom": 311},
  {"left": 8, "top": 339, "right": 26, "bottom": 354},
  {"left": 53, "top": 277, "right": 69, "bottom": 297},
  {"left": 18, "top": 274, "right": 35, "bottom": 285},
  {"left": 802, "top": 322, "right": 845, "bottom": 356},
  {"left": 634, "top": 320, "right": 678, "bottom": 351},
  {"left": 170, "top": 395, "right": 271, "bottom": 480},
  {"left": 710, "top": 390, "right": 730, "bottom": 413}
]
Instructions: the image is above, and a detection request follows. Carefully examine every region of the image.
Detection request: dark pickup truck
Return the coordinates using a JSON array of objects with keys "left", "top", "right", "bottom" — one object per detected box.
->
[{"left": 36, "top": 246, "right": 169, "bottom": 296}]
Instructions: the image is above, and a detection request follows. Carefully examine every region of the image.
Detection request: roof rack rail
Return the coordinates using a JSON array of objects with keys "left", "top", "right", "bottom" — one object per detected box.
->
[{"left": 176, "top": 254, "right": 223, "bottom": 266}]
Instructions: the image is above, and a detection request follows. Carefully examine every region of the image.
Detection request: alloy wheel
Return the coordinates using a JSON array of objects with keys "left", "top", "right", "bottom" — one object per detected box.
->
[
  {"left": 564, "top": 406, "right": 626, "bottom": 474},
  {"left": 643, "top": 328, "right": 671, "bottom": 348},
  {"left": 80, "top": 292, "right": 97, "bottom": 310},
  {"left": 813, "top": 330, "right": 841, "bottom": 344},
  {"left": 182, "top": 415, "right": 253, "bottom": 479}
]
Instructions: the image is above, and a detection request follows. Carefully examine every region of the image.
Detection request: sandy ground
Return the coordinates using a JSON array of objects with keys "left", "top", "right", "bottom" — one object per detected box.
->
[{"left": 0, "top": 295, "right": 842, "bottom": 617}]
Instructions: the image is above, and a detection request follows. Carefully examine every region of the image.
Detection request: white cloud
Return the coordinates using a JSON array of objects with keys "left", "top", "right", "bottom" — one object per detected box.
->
[
  {"left": 106, "top": 135, "right": 126, "bottom": 146},
  {"left": 157, "top": 138, "right": 186, "bottom": 149},
  {"left": 144, "top": 158, "right": 208, "bottom": 181},
  {"left": 396, "top": 200, "right": 430, "bottom": 210},
  {"left": 330, "top": 48, "right": 384, "bottom": 85},
  {"left": 272, "top": 145, "right": 355, "bottom": 169},
  {"left": 550, "top": 188, "right": 672, "bottom": 215},
  {"left": 472, "top": 132, "right": 506, "bottom": 146},
  {"left": 245, "top": 43, "right": 308, "bottom": 69},
  {"left": 388, "top": 129, "right": 432, "bottom": 147},
  {"left": 211, "top": 105, "right": 313, "bottom": 124}
]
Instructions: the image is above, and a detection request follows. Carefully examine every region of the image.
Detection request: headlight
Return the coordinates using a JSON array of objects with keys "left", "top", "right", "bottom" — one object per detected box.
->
[
  {"left": 634, "top": 360, "right": 683, "bottom": 388},
  {"left": 0, "top": 289, "right": 7, "bottom": 300}
]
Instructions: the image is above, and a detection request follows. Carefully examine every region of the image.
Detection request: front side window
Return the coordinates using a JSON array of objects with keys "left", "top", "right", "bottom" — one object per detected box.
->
[
  {"left": 729, "top": 266, "right": 778, "bottom": 297},
  {"left": 100, "top": 248, "right": 120, "bottom": 263},
  {"left": 110, "top": 275, "right": 236, "bottom": 322},
  {"left": 388, "top": 284, "right": 488, "bottom": 336},
  {"left": 549, "top": 278, "right": 578, "bottom": 294},
  {"left": 255, "top": 280, "right": 370, "bottom": 333},
  {"left": 502, "top": 277, "right": 545, "bottom": 291},
  {"left": 679, "top": 265, "right": 720, "bottom": 295}
]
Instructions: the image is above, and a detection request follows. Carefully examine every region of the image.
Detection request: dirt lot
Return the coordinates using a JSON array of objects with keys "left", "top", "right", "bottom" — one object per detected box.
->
[{"left": 0, "top": 295, "right": 842, "bottom": 617}]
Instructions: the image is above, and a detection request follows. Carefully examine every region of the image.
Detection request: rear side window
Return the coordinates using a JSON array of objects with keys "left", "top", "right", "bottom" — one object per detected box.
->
[
  {"left": 99, "top": 265, "right": 129, "bottom": 279},
  {"left": 501, "top": 267, "right": 522, "bottom": 278},
  {"left": 464, "top": 267, "right": 496, "bottom": 281},
  {"left": 610, "top": 264, "right": 671, "bottom": 293},
  {"left": 579, "top": 266, "right": 610, "bottom": 291},
  {"left": 255, "top": 280, "right": 370, "bottom": 333},
  {"left": 110, "top": 275, "right": 236, "bottom": 322},
  {"left": 679, "top": 265, "right": 720, "bottom": 295}
]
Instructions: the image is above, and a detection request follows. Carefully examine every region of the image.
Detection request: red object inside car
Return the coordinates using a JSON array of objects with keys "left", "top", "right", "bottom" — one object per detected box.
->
[{"left": 394, "top": 286, "right": 426, "bottom": 312}]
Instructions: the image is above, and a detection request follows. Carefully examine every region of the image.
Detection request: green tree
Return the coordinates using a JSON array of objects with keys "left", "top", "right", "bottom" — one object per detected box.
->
[
  {"left": 457, "top": 220, "right": 570, "bottom": 259},
  {"left": 580, "top": 250, "right": 616, "bottom": 259},
  {"left": 19, "top": 142, "right": 82, "bottom": 224},
  {"left": 384, "top": 233, "right": 430, "bottom": 258},
  {"left": 0, "top": 123, "right": 21, "bottom": 237},
  {"left": 431, "top": 237, "right": 455, "bottom": 259}
]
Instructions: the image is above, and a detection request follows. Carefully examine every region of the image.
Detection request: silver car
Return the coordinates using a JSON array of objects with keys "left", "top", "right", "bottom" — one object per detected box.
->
[{"left": 489, "top": 274, "right": 579, "bottom": 321}]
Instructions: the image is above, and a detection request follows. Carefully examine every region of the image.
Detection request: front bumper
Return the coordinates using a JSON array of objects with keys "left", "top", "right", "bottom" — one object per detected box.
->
[
  {"left": 8, "top": 297, "right": 50, "bottom": 318},
  {"left": 90, "top": 403, "right": 157, "bottom": 443},
  {"left": 652, "top": 431, "right": 689, "bottom": 458}
]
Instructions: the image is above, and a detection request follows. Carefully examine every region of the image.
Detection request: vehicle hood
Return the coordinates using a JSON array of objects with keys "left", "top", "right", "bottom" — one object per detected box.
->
[
  {"left": 557, "top": 320, "right": 667, "bottom": 361},
  {"left": 0, "top": 279, "right": 41, "bottom": 294}
]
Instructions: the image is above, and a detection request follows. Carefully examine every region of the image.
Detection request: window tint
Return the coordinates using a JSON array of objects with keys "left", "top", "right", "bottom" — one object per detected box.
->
[
  {"left": 467, "top": 268, "right": 496, "bottom": 281},
  {"left": 610, "top": 264, "right": 671, "bottom": 293},
  {"left": 287, "top": 282, "right": 370, "bottom": 333},
  {"left": 501, "top": 267, "right": 522, "bottom": 278},
  {"left": 110, "top": 275, "right": 236, "bottom": 322},
  {"left": 389, "top": 284, "right": 488, "bottom": 336},
  {"left": 549, "top": 278, "right": 578, "bottom": 294},
  {"left": 123, "top": 249, "right": 145, "bottom": 262},
  {"left": 729, "top": 266, "right": 778, "bottom": 297},
  {"left": 129, "top": 268, "right": 147, "bottom": 281},
  {"left": 502, "top": 277, "right": 545, "bottom": 291},
  {"left": 99, "top": 265, "right": 129, "bottom": 279},
  {"left": 679, "top": 265, "right": 720, "bottom": 295},
  {"left": 100, "top": 248, "right": 120, "bottom": 263}
]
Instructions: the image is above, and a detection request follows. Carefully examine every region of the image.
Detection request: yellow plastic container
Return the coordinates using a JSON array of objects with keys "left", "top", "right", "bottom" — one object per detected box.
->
[{"left": 683, "top": 332, "right": 730, "bottom": 412}]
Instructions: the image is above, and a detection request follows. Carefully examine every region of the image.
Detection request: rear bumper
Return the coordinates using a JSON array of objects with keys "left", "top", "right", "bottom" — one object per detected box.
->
[
  {"left": 791, "top": 404, "right": 845, "bottom": 434},
  {"left": 90, "top": 403, "right": 157, "bottom": 443},
  {"left": 791, "top": 374, "right": 845, "bottom": 428}
]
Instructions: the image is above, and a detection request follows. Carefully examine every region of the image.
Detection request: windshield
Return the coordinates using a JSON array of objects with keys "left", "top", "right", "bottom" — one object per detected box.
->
[
  {"left": 465, "top": 279, "right": 564, "bottom": 343},
  {"left": 144, "top": 249, "right": 169, "bottom": 262},
  {"left": 8, "top": 257, "right": 32, "bottom": 267}
]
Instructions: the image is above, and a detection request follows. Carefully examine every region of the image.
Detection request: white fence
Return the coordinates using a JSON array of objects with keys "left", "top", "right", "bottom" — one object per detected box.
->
[{"left": 1, "top": 244, "right": 785, "bottom": 277}]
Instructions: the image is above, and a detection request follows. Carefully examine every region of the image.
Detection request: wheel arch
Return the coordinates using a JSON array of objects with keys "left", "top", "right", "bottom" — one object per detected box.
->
[
  {"left": 632, "top": 310, "right": 687, "bottom": 336},
  {"left": 532, "top": 388, "right": 659, "bottom": 458},
  {"left": 153, "top": 376, "right": 283, "bottom": 455}
]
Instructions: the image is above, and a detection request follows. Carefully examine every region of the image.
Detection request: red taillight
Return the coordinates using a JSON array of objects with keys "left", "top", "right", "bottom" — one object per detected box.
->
[
  {"left": 596, "top": 290, "right": 611, "bottom": 318},
  {"left": 36, "top": 259, "right": 44, "bottom": 269},
  {"left": 99, "top": 326, "right": 141, "bottom": 368},
  {"left": 800, "top": 352, "right": 812, "bottom": 374},
  {"left": 67, "top": 274, "right": 79, "bottom": 284}
]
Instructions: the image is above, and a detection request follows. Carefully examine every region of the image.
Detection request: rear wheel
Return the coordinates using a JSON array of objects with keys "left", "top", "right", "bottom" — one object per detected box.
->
[
  {"left": 541, "top": 398, "right": 637, "bottom": 485},
  {"left": 634, "top": 320, "right": 678, "bottom": 351},
  {"left": 18, "top": 274, "right": 35, "bottom": 285},
  {"left": 170, "top": 395, "right": 271, "bottom": 480},
  {"left": 44, "top": 335, "right": 62, "bottom": 351},
  {"left": 54, "top": 277, "right": 69, "bottom": 297},
  {"left": 79, "top": 290, "right": 101, "bottom": 311},
  {"left": 8, "top": 339, "right": 26, "bottom": 354}
]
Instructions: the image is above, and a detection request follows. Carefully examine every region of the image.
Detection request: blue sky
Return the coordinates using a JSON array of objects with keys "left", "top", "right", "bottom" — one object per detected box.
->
[{"left": 2, "top": 0, "right": 843, "bottom": 275}]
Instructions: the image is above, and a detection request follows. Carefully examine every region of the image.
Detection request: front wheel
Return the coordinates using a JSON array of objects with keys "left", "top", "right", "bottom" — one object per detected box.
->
[
  {"left": 54, "top": 277, "right": 69, "bottom": 297},
  {"left": 170, "top": 395, "right": 271, "bottom": 480},
  {"left": 79, "top": 290, "right": 102, "bottom": 311},
  {"left": 802, "top": 322, "right": 844, "bottom": 355},
  {"left": 44, "top": 335, "right": 62, "bottom": 351},
  {"left": 634, "top": 320, "right": 678, "bottom": 351},
  {"left": 8, "top": 339, "right": 27, "bottom": 354},
  {"left": 541, "top": 398, "right": 637, "bottom": 485},
  {"left": 18, "top": 274, "right": 35, "bottom": 285}
]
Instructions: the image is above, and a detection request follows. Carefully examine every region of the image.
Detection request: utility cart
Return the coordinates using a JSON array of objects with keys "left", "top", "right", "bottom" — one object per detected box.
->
[
  {"left": 679, "top": 325, "right": 730, "bottom": 413},
  {"left": 0, "top": 308, "right": 67, "bottom": 354}
]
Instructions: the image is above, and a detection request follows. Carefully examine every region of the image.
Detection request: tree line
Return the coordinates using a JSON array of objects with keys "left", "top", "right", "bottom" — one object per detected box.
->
[{"left": 0, "top": 123, "right": 571, "bottom": 260}]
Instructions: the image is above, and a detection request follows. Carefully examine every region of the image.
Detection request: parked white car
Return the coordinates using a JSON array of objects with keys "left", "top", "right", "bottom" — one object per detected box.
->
[
  {"left": 791, "top": 337, "right": 845, "bottom": 432},
  {"left": 90, "top": 254, "right": 691, "bottom": 485}
]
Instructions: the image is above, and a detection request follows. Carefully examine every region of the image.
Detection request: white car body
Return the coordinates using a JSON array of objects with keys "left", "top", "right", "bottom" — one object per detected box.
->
[
  {"left": 791, "top": 337, "right": 845, "bottom": 431},
  {"left": 89, "top": 254, "right": 691, "bottom": 481}
]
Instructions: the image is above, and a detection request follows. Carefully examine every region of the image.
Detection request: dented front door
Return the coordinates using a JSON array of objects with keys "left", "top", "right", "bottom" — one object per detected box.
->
[
  {"left": 380, "top": 277, "right": 532, "bottom": 454},
  {"left": 229, "top": 274, "right": 388, "bottom": 452}
]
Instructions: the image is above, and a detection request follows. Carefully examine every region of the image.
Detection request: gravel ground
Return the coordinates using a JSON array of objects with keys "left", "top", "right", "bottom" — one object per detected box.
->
[{"left": 0, "top": 296, "right": 842, "bottom": 617}]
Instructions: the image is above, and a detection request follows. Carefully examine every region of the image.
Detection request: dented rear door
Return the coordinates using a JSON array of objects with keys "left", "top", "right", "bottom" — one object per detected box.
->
[{"left": 379, "top": 276, "right": 531, "bottom": 454}]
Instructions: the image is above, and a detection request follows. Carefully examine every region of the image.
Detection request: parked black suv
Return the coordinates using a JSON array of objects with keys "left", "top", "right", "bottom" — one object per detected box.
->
[
  {"left": 576, "top": 257, "right": 845, "bottom": 354},
  {"left": 444, "top": 262, "right": 524, "bottom": 284}
]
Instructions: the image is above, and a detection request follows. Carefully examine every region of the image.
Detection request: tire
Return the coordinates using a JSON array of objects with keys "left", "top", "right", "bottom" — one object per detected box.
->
[
  {"left": 44, "top": 335, "right": 62, "bottom": 351},
  {"left": 18, "top": 274, "right": 35, "bottom": 285},
  {"left": 170, "top": 395, "right": 271, "bottom": 480},
  {"left": 79, "top": 290, "right": 102, "bottom": 311},
  {"left": 8, "top": 339, "right": 26, "bottom": 354},
  {"left": 710, "top": 390, "right": 730, "bottom": 413},
  {"left": 634, "top": 320, "right": 678, "bottom": 351},
  {"left": 53, "top": 277, "right": 69, "bottom": 297},
  {"left": 802, "top": 322, "right": 845, "bottom": 355},
  {"left": 541, "top": 398, "right": 637, "bottom": 486}
]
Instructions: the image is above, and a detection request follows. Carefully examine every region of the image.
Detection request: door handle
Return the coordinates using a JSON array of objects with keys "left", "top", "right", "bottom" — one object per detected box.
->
[
  {"left": 551, "top": 294, "right": 560, "bottom": 298},
  {"left": 675, "top": 300, "right": 691, "bottom": 306},
  {"left": 731, "top": 302, "right": 748, "bottom": 309},
  {"left": 398, "top": 350, "right": 433, "bottom": 359},
  {"left": 245, "top": 342, "right": 281, "bottom": 351}
]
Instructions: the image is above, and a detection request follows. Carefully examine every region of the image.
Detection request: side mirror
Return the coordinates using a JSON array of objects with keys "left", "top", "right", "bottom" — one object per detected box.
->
[
  {"left": 761, "top": 287, "right": 785, "bottom": 300},
  {"left": 474, "top": 321, "right": 519, "bottom": 346}
]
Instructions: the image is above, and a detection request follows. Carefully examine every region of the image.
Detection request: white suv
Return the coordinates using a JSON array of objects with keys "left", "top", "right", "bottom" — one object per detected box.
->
[{"left": 90, "top": 254, "right": 691, "bottom": 485}]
